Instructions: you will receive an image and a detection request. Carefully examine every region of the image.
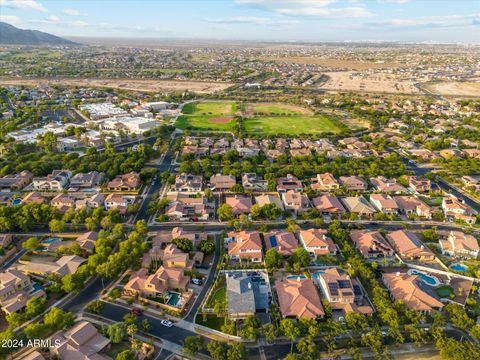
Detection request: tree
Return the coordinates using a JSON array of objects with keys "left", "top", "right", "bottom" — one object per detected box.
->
[
  {"left": 43, "top": 307, "right": 75, "bottom": 331},
  {"left": 49, "top": 219, "right": 65, "bottom": 232},
  {"left": 198, "top": 239, "right": 215, "bottom": 254},
  {"left": 286, "top": 219, "right": 299, "bottom": 233},
  {"left": 422, "top": 228, "right": 439, "bottom": 242},
  {"left": 123, "top": 313, "right": 137, "bottom": 325},
  {"left": 250, "top": 204, "right": 262, "bottom": 219},
  {"left": 86, "top": 300, "right": 104, "bottom": 314},
  {"left": 109, "top": 288, "right": 122, "bottom": 300},
  {"left": 115, "top": 349, "right": 137, "bottom": 360},
  {"left": 263, "top": 323, "right": 276, "bottom": 343},
  {"left": 22, "top": 237, "right": 41, "bottom": 251},
  {"left": 217, "top": 204, "right": 233, "bottom": 221},
  {"left": 265, "top": 249, "right": 282, "bottom": 272},
  {"left": 127, "top": 324, "right": 138, "bottom": 340},
  {"left": 183, "top": 335, "right": 203, "bottom": 356},
  {"left": 280, "top": 319, "right": 302, "bottom": 353},
  {"left": 240, "top": 315, "right": 261, "bottom": 340},
  {"left": 24, "top": 323, "right": 49, "bottom": 339},
  {"left": 292, "top": 248, "right": 311, "bottom": 268},
  {"left": 405, "top": 324, "right": 427, "bottom": 346},
  {"left": 345, "top": 312, "right": 369, "bottom": 333},
  {"left": 106, "top": 322, "right": 127, "bottom": 343},
  {"left": 172, "top": 237, "right": 193, "bottom": 252},
  {"left": 361, "top": 330, "right": 384, "bottom": 360},
  {"left": 227, "top": 343, "right": 248, "bottom": 360},
  {"left": 297, "top": 336, "right": 318, "bottom": 360},
  {"left": 61, "top": 273, "right": 85, "bottom": 293},
  {"left": 25, "top": 297, "right": 47, "bottom": 318},
  {"left": 207, "top": 340, "right": 229, "bottom": 360}
]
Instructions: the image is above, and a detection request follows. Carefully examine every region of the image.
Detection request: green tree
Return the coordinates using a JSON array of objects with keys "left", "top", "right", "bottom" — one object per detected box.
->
[
  {"left": 183, "top": 335, "right": 203, "bottom": 356},
  {"left": 227, "top": 343, "right": 248, "bottom": 360},
  {"left": 198, "top": 239, "right": 215, "bottom": 254},
  {"left": 106, "top": 322, "right": 127, "bottom": 343},
  {"left": 25, "top": 297, "right": 47, "bottom": 318},
  {"left": 292, "top": 248, "right": 311, "bottom": 268},
  {"left": 24, "top": 323, "right": 49, "bottom": 339},
  {"left": 115, "top": 349, "right": 137, "bottom": 360},
  {"left": 43, "top": 307, "right": 75, "bottom": 331},
  {"left": 22, "top": 237, "right": 41, "bottom": 251},
  {"left": 86, "top": 300, "right": 104, "bottom": 314},
  {"left": 49, "top": 219, "right": 65, "bottom": 232},
  {"left": 280, "top": 318, "right": 302, "bottom": 353},
  {"left": 240, "top": 315, "right": 261, "bottom": 340},
  {"left": 265, "top": 248, "right": 282, "bottom": 272},
  {"left": 218, "top": 204, "right": 233, "bottom": 221},
  {"left": 263, "top": 323, "right": 276, "bottom": 343},
  {"left": 207, "top": 340, "right": 229, "bottom": 360},
  {"left": 172, "top": 237, "right": 193, "bottom": 252}
]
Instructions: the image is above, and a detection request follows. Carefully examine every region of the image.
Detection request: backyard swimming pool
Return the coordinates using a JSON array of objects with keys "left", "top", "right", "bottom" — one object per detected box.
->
[
  {"left": 31, "top": 282, "right": 44, "bottom": 293},
  {"left": 42, "top": 237, "right": 62, "bottom": 245},
  {"left": 311, "top": 270, "right": 326, "bottom": 280},
  {"left": 409, "top": 270, "right": 440, "bottom": 286},
  {"left": 450, "top": 263, "right": 468, "bottom": 273},
  {"left": 286, "top": 275, "right": 306, "bottom": 280},
  {"left": 167, "top": 292, "right": 180, "bottom": 306},
  {"left": 12, "top": 198, "right": 22, "bottom": 206}
]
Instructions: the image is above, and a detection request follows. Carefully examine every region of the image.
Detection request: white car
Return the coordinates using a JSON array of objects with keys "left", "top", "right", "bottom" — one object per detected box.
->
[{"left": 160, "top": 320, "right": 173, "bottom": 327}]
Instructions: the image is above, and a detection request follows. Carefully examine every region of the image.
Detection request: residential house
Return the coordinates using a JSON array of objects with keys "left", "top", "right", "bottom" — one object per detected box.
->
[
  {"left": 406, "top": 176, "right": 432, "bottom": 193},
  {"left": 316, "top": 267, "right": 373, "bottom": 315},
  {"left": 350, "top": 230, "right": 394, "bottom": 260},
  {"left": 0, "top": 269, "right": 45, "bottom": 314},
  {"left": 461, "top": 176, "right": 480, "bottom": 193},
  {"left": 226, "top": 274, "right": 256, "bottom": 320},
  {"left": 382, "top": 272, "right": 443, "bottom": 313},
  {"left": 312, "top": 195, "right": 345, "bottom": 218},
  {"left": 18, "top": 255, "right": 87, "bottom": 277},
  {"left": 209, "top": 174, "right": 236, "bottom": 192},
  {"left": 339, "top": 176, "right": 367, "bottom": 191},
  {"left": 370, "top": 176, "right": 407, "bottom": 194},
  {"left": 0, "top": 171, "right": 33, "bottom": 191},
  {"left": 76, "top": 192, "right": 105, "bottom": 210},
  {"left": 341, "top": 196, "right": 377, "bottom": 217},
  {"left": 264, "top": 231, "right": 298, "bottom": 256},
  {"left": 369, "top": 194, "right": 399, "bottom": 214},
  {"left": 52, "top": 321, "right": 110, "bottom": 360},
  {"left": 175, "top": 173, "right": 203, "bottom": 192},
  {"left": 442, "top": 196, "right": 477, "bottom": 224},
  {"left": 386, "top": 230, "right": 435, "bottom": 261},
  {"left": 142, "top": 243, "right": 192, "bottom": 270},
  {"left": 22, "top": 192, "right": 46, "bottom": 204},
  {"left": 275, "top": 278, "right": 324, "bottom": 319},
  {"left": 395, "top": 196, "right": 432, "bottom": 219},
  {"left": 165, "top": 192, "right": 209, "bottom": 221},
  {"left": 439, "top": 231, "right": 479, "bottom": 259},
  {"left": 226, "top": 231, "right": 263, "bottom": 262},
  {"left": 281, "top": 190, "right": 310, "bottom": 214},
  {"left": 225, "top": 195, "right": 252, "bottom": 216},
  {"left": 299, "top": 229, "right": 337, "bottom": 259},
  {"left": 104, "top": 193, "right": 132, "bottom": 214},
  {"left": 76, "top": 231, "right": 98, "bottom": 253},
  {"left": 51, "top": 193, "right": 76, "bottom": 213},
  {"left": 124, "top": 266, "right": 190, "bottom": 297},
  {"left": 32, "top": 170, "right": 72, "bottom": 191},
  {"left": 242, "top": 173, "right": 268, "bottom": 192},
  {"left": 311, "top": 173, "right": 339, "bottom": 191},
  {"left": 107, "top": 172, "right": 141, "bottom": 192},
  {"left": 254, "top": 194, "right": 284, "bottom": 211},
  {"left": 69, "top": 171, "right": 103, "bottom": 189},
  {"left": 277, "top": 174, "right": 303, "bottom": 193}
]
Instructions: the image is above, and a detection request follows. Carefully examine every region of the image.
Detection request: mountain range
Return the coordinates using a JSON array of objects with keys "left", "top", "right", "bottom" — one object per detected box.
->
[{"left": 0, "top": 22, "right": 78, "bottom": 46}]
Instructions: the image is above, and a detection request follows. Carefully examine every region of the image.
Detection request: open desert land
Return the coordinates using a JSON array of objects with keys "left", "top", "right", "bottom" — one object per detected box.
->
[
  {"left": 320, "top": 71, "right": 419, "bottom": 94},
  {"left": 244, "top": 115, "right": 344, "bottom": 136},
  {"left": 175, "top": 101, "right": 238, "bottom": 131},
  {"left": 245, "top": 102, "right": 313, "bottom": 116},
  {"left": 423, "top": 81, "right": 480, "bottom": 97},
  {"left": 266, "top": 56, "right": 405, "bottom": 70},
  {"left": 0, "top": 78, "right": 233, "bottom": 94}
]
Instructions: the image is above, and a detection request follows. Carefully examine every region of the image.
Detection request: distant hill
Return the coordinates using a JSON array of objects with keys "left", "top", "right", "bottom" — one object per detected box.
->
[{"left": 0, "top": 22, "right": 78, "bottom": 46}]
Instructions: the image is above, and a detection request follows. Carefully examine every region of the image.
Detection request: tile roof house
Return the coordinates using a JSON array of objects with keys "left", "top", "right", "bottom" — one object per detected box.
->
[
  {"left": 277, "top": 174, "right": 303, "bottom": 193},
  {"left": 104, "top": 193, "right": 131, "bottom": 214},
  {"left": 339, "top": 176, "right": 367, "bottom": 191},
  {"left": 341, "top": 196, "right": 377, "bottom": 216},
  {"left": 254, "top": 194, "right": 284, "bottom": 210},
  {"left": 299, "top": 229, "right": 337, "bottom": 258},
  {"left": 0, "top": 171, "right": 33, "bottom": 191},
  {"left": 32, "top": 170, "right": 72, "bottom": 191},
  {"left": 226, "top": 273, "right": 256, "bottom": 320},
  {"left": 394, "top": 196, "right": 432, "bottom": 219},
  {"left": 311, "top": 173, "right": 340, "bottom": 191},
  {"left": 165, "top": 200, "right": 209, "bottom": 221},
  {"left": 281, "top": 190, "right": 310, "bottom": 214},
  {"left": 442, "top": 196, "right": 477, "bottom": 225},
  {"left": 175, "top": 173, "right": 203, "bottom": 192},
  {"left": 275, "top": 278, "right": 324, "bottom": 319},
  {"left": 406, "top": 176, "right": 431, "bottom": 193},
  {"left": 382, "top": 272, "right": 444, "bottom": 313},
  {"left": 316, "top": 267, "right": 373, "bottom": 315},
  {"left": 107, "top": 172, "right": 141, "bottom": 192},
  {"left": 242, "top": 173, "right": 268, "bottom": 192},
  {"left": 225, "top": 195, "right": 253, "bottom": 216},
  {"left": 264, "top": 231, "right": 298, "bottom": 256},
  {"left": 76, "top": 231, "right": 99, "bottom": 253},
  {"left": 22, "top": 191, "right": 46, "bottom": 204},
  {"left": 18, "top": 255, "right": 87, "bottom": 277},
  {"left": 350, "top": 230, "right": 394, "bottom": 259},
  {"left": 439, "top": 231, "right": 479, "bottom": 259},
  {"left": 51, "top": 193, "right": 76, "bottom": 213},
  {"left": 152, "top": 227, "right": 206, "bottom": 248},
  {"left": 386, "top": 230, "right": 435, "bottom": 261},
  {"left": 312, "top": 195, "right": 346, "bottom": 218},
  {"left": 209, "top": 174, "right": 236, "bottom": 192},
  {"left": 69, "top": 171, "right": 103, "bottom": 189},
  {"left": 124, "top": 266, "right": 190, "bottom": 297},
  {"left": 142, "top": 243, "right": 192, "bottom": 269},
  {"left": 52, "top": 321, "right": 110, "bottom": 360},
  {"left": 369, "top": 194, "right": 399, "bottom": 214},
  {"left": 226, "top": 231, "right": 263, "bottom": 262},
  {"left": 370, "top": 176, "right": 407, "bottom": 193},
  {"left": 0, "top": 269, "right": 45, "bottom": 314}
]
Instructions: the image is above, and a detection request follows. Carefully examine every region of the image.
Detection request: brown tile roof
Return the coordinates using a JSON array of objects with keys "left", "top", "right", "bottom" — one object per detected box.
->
[{"left": 275, "top": 278, "right": 324, "bottom": 319}]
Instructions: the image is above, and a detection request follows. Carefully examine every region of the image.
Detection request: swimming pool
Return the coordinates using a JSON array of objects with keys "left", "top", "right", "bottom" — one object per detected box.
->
[
  {"left": 287, "top": 275, "right": 306, "bottom": 280},
  {"left": 311, "top": 270, "right": 326, "bottom": 280},
  {"left": 12, "top": 198, "right": 22, "bottom": 206},
  {"left": 409, "top": 270, "right": 440, "bottom": 286},
  {"left": 42, "top": 237, "right": 62, "bottom": 245},
  {"left": 31, "top": 282, "right": 44, "bottom": 293},
  {"left": 167, "top": 292, "right": 180, "bottom": 306},
  {"left": 450, "top": 263, "right": 468, "bottom": 273}
]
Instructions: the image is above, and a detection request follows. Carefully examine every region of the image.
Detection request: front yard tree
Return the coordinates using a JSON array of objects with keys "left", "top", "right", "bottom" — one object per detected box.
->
[
  {"left": 198, "top": 239, "right": 215, "bottom": 254},
  {"left": 183, "top": 335, "right": 203, "bottom": 357},
  {"left": 227, "top": 343, "right": 248, "bottom": 360},
  {"left": 217, "top": 204, "right": 233, "bottom": 221},
  {"left": 43, "top": 307, "right": 74, "bottom": 331},
  {"left": 263, "top": 323, "right": 276, "bottom": 343},
  {"left": 292, "top": 248, "right": 311, "bottom": 268},
  {"left": 265, "top": 249, "right": 282, "bottom": 272},
  {"left": 207, "top": 340, "right": 229, "bottom": 360},
  {"left": 22, "top": 237, "right": 41, "bottom": 251},
  {"left": 106, "top": 322, "right": 127, "bottom": 343},
  {"left": 280, "top": 318, "right": 302, "bottom": 354},
  {"left": 172, "top": 237, "right": 193, "bottom": 252}
]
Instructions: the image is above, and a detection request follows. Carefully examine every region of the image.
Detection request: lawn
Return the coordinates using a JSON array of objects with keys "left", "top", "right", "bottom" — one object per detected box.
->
[
  {"left": 195, "top": 314, "right": 225, "bottom": 331},
  {"left": 435, "top": 285, "right": 454, "bottom": 298},
  {"left": 207, "top": 287, "right": 226, "bottom": 307},
  {"left": 244, "top": 115, "right": 345, "bottom": 136},
  {"left": 106, "top": 342, "right": 130, "bottom": 358},
  {"left": 176, "top": 101, "right": 237, "bottom": 131},
  {"left": 248, "top": 102, "right": 313, "bottom": 116}
]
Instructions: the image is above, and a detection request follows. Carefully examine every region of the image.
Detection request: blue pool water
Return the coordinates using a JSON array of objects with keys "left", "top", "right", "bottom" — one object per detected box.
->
[
  {"left": 287, "top": 275, "right": 306, "bottom": 280},
  {"left": 42, "top": 237, "right": 62, "bottom": 245},
  {"left": 31, "top": 283, "right": 44, "bottom": 293},
  {"left": 167, "top": 292, "right": 180, "bottom": 306},
  {"left": 311, "top": 270, "right": 326, "bottom": 280},
  {"left": 12, "top": 198, "right": 22, "bottom": 206},
  {"left": 450, "top": 263, "right": 468, "bottom": 273},
  {"left": 411, "top": 270, "right": 437, "bottom": 285}
]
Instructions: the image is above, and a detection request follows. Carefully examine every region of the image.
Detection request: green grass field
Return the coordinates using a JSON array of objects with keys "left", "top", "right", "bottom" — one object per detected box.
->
[
  {"left": 244, "top": 115, "right": 344, "bottom": 135},
  {"left": 176, "top": 101, "right": 237, "bottom": 131},
  {"left": 249, "top": 102, "right": 312, "bottom": 116}
]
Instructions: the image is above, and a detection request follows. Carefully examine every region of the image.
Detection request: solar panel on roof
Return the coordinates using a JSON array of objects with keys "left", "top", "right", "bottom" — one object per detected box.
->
[
  {"left": 338, "top": 280, "right": 351, "bottom": 289},
  {"left": 353, "top": 285, "right": 362, "bottom": 296},
  {"left": 328, "top": 283, "right": 339, "bottom": 296}
]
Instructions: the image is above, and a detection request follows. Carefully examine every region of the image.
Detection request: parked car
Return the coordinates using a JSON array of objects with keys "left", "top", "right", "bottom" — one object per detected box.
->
[
  {"left": 192, "top": 278, "right": 202, "bottom": 285},
  {"left": 161, "top": 320, "right": 173, "bottom": 327},
  {"left": 131, "top": 308, "right": 143, "bottom": 316}
]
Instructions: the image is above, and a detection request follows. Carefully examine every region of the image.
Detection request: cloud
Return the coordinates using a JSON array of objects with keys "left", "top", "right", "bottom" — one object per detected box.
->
[
  {"left": 235, "top": 0, "right": 373, "bottom": 18},
  {"left": 0, "top": 14, "right": 22, "bottom": 26},
  {"left": 0, "top": 0, "right": 47, "bottom": 12},
  {"left": 204, "top": 16, "right": 298, "bottom": 26},
  {"left": 62, "top": 8, "right": 81, "bottom": 16},
  {"left": 71, "top": 20, "right": 88, "bottom": 28},
  {"left": 29, "top": 15, "right": 60, "bottom": 25},
  {"left": 366, "top": 13, "right": 480, "bottom": 29}
]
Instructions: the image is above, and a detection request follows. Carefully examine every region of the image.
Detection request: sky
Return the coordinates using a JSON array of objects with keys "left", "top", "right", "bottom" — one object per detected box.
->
[{"left": 1, "top": 0, "right": 479, "bottom": 43}]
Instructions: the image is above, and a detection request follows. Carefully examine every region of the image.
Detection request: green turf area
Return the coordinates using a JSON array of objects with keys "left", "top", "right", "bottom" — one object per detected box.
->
[
  {"left": 195, "top": 314, "right": 226, "bottom": 331},
  {"left": 249, "top": 103, "right": 312, "bottom": 116},
  {"left": 435, "top": 285, "right": 454, "bottom": 298},
  {"left": 244, "top": 115, "right": 344, "bottom": 136},
  {"left": 106, "top": 341, "right": 130, "bottom": 358},
  {"left": 176, "top": 101, "right": 237, "bottom": 131},
  {"left": 207, "top": 287, "right": 226, "bottom": 307}
]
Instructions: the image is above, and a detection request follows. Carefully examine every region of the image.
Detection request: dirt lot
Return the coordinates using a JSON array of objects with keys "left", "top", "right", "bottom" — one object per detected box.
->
[
  {"left": 320, "top": 71, "right": 419, "bottom": 94},
  {"left": 267, "top": 56, "right": 405, "bottom": 70},
  {"left": 0, "top": 78, "right": 233, "bottom": 94},
  {"left": 423, "top": 81, "right": 480, "bottom": 97}
]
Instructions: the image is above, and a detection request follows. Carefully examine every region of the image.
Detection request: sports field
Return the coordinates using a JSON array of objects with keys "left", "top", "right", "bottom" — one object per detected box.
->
[
  {"left": 246, "top": 102, "right": 313, "bottom": 116},
  {"left": 176, "top": 101, "right": 237, "bottom": 131},
  {"left": 244, "top": 115, "right": 344, "bottom": 135}
]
